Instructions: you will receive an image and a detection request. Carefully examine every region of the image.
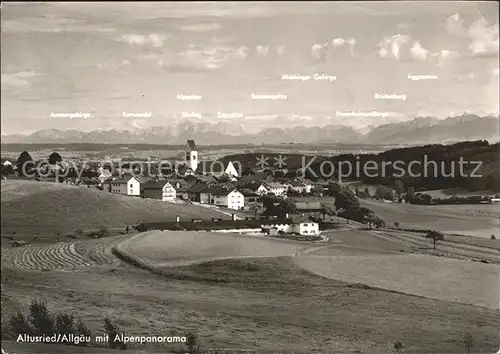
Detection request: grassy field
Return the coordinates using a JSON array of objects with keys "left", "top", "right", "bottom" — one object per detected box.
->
[
  {"left": 425, "top": 188, "right": 498, "bottom": 197},
  {"left": 116, "top": 231, "right": 309, "bottom": 268},
  {"left": 2, "top": 257, "right": 499, "bottom": 354},
  {"left": 292, "top": 194, "right": 499, "bottom": 238},
  {"left": 294, "top": 253, "right": 499, "bottom": 309},
  {"left": 360, "top": 199, "right": 500, "bottom": 238},
  {"left": 0, "top": 180, "right": 228, "bottom": 237}
]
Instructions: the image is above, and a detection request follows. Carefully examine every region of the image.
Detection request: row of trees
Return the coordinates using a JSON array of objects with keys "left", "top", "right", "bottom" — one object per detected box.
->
[
  {"left": 4, "top": 151, "right": 63, "bottom": 177},
  {"left": 299, "top": 140, "right": 500, "bottom": 192}
]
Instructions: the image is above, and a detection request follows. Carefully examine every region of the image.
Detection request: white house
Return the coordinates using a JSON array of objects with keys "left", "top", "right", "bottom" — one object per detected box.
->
[
  {"left": 289, "top": 180, "right": 312, "bottom": 194},
  {"left": 261, "top": 216, "right": 320, "bottom": 236},
  {"left": 3, "top": 160, "right": 13, "bottom": 166},
  {"left": 103, "top": 175, "right": 141, "bottom": 196},
  {"left": 290, "top": 216, "right": 320, "bottom": 235},
  {"left": 265, "top": 182, "right": 287, "bottom": 196},
  {"left": 210, "top": 188, "right": 245, "bottom": 210},
  {"left": 142, "top": 181, "right": 177, "bottom": 201},
  {"left": 250, "top": 183, "right": 269, "bottom": 195}
]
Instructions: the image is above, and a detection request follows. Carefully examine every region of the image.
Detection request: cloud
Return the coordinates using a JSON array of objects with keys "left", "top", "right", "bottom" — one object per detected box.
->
[
  {"left": 118, "top": 34, "right": 168, "bottom": 48},
  {"left": 410, "top": 41, "right": 430, "bottom": 60},
  {"left": 178, "top": 23, "right": 222, "bottom": 32},
  {"left": 176, "top": 45, "right": 246, "bottom": 70},
  {"left": 445, "top": 13, "right": 466, "bottom": 36},
  {"left": 276, "top": 45, "right": 286, "bottom": 56},
  {"left": 96, "top": 60, "right": 132, "bottom": 70},
  {"left": 467, "top": 20, "right": 499, "bottom": 57},
  {"left": 311, "top": 42, "right": 328, "bottom": 60},
  {"left": 256, "top": 45, "right": 269, "bottom": 56},
  {"left": 438, "top": 49, "right": 457, "bottom": 58},
  {"left": 332, "top": 38, "right": 346, "bottom": 47},
  {"left": 1, "top": 71, "right": 39, "bottom": 87},
  {"left": 234, "top": 46, "right": 249, "bottom": 59},
  {"left": 378, "top": 34, "right": 410, "bottom": 60},
  {"left": 331, "top": 37, "right": 356, "bottom": 56},
  {"left": 445, "top": 14, "right": 499, "bottom": 57}
]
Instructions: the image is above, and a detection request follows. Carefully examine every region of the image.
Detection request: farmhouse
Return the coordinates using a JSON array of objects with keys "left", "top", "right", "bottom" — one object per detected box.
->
[
  {"left": 296, "top": 202, "right": 323, "bottom": 217},
  {"left": 142, "top": 181, "right": 177, "bottom": 201},
  {"left": 289, "top": 180, "right": 313, "bottom": 194},
  {"left": 241, "top": 188, "right": 260, "bottom": 204},
  {"left": 186, "top": 183, "right": 207, "bottom": 202},
  {"left": 103, "top": 175, "right": 141, "bottom": 196},
  {"left": 260, "top": 215, "right": 320, "bottom": 236},
  {"left": 265, "top": 182, "right": 287, "bottom": 196},
  {"left": 248, "top": 183, "right": 269, "bottom": 195},
  {"left": 210, "top": 187, "right": 245, "bottom": 210}
]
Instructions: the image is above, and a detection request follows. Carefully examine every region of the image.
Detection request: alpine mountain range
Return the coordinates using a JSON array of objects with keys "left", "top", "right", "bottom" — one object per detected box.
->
[{"left": 1, "top": 114, "right": 498, "bottom": 145}]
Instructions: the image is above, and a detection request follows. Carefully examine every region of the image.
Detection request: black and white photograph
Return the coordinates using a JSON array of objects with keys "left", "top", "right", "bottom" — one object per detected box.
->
[{"left": 1, "top": 1, "right": 499, "bottom": 353}]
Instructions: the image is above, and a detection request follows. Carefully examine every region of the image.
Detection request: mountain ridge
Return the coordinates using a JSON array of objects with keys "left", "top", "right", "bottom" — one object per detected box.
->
[{"left": 1, "top": 115, "right": 498, "bottom": 145}]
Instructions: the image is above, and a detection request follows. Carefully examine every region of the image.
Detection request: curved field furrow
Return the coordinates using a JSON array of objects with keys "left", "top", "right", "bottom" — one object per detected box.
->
[
  {"left": 44, "top": 244, "right": 67, "bottom": 268},
  {"left": 74, "top": 236, "right": 126, "bottom": 267},
  {"left": 11, "top": 247, "right": 40, "bottom": 269},
  {"left": 54, "top": 243, "right": 88, "bottom": 268},
  {"left": 3, "top": 237, "right": 123, "bottom": 271}
]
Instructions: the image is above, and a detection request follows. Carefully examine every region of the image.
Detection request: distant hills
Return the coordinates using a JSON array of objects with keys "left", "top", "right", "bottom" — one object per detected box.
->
[{"left": 1, "top": 115, "right": 498, "bottom": 146}]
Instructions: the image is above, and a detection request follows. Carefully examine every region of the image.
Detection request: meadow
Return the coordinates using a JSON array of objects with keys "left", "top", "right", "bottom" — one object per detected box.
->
[
  {"left": 2, "top": 177, "right": 500, "bottom": 353},
  {"left": 0, "top": 180, "right": 227, "bottom": 237}
]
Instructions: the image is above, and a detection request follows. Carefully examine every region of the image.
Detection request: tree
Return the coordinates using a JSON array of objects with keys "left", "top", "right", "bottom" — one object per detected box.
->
[
  {"left": 394, "top": 180, "right": 404, "bottom": 196},
  {"left": 185, "top": 330, "right": 202, "bottom": 354},
  {"left": 334, "top": 188, "right": 359, "bottom": 224},
  {"left": 103, "top": 318, "right": 126, "bottom": 350},
  {"left": 287, "top": 186, "right": 301, "bottom": 197},
  {"left": 375, "top": 185, "right": 395, "bottom": 200},
  {"left": 320, "top": 204, "right": 336, "bottom": 220},
  {"left": 364, "top": 187, "right": 370, "bottom": 197},
  {"left": 276, "top": 199, "right": 297, "bottom": 216},
  {"left": 463, "top": 333, "right": 473, "bottom": 353},
  {"left": 327, "top": 182, "right": 342, "bottom": 196},
  {"left": 426, "top": 230, "right": 444, "bottom": 249},
  {"left": 48, "top": 152, "right": 63, "bottom": 165},
  {"left": 363, "top": 209, "right": 376, "bottom": 229},
  {"left": 334, "top": 188, "right": 359, "bottom": 211},
  {"left": 406, "top": 187, "right": 416, "bottom": 203},
  {"left": 16, "top": 151, "right": 34, "bottom": 176},
  {"left": 249, "top": 204, "right": 260, "bottom": 217},
  {"left": 28, "top": 300, "right": 54, "bottom": 336},
  {"left": 218, "top": 174, "right": 231, "bottom": 183}
]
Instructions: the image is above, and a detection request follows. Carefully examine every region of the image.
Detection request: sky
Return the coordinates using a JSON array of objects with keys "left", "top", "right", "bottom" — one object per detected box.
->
[{"left": 1, "top": 1, "right": 499, "bottom": 134}]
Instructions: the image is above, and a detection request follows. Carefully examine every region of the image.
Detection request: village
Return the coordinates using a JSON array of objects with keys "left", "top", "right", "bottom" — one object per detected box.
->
[{"left": 2, "top": 139, "right": 334, "bottom": 238}]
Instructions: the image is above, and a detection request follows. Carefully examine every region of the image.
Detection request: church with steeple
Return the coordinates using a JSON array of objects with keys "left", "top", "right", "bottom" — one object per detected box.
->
[{"left": 185, "top": 139, "right": 198, "bottom": 173}]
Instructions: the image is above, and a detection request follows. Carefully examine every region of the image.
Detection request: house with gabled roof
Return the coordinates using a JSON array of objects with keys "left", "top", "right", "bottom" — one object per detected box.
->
[
  {"left": 142, "top": 180, "right": 176, "bottom": 201},
  {"left": 260, "top": 215, "right": 320, "bottom": 236},
  {"left": 264, "top": 182, "right": 287, "bottom": 196},
  {"left": 210, "top": 187, "right": 244, "bottom": 210},
  {"left": 102, "top": 174, "right": 142, "bottom": 196}
]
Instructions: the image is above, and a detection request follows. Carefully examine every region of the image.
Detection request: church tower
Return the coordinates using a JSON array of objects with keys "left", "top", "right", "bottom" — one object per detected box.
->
[{"left": 185, "top": 139, "right": 198, "bottom": 172}]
